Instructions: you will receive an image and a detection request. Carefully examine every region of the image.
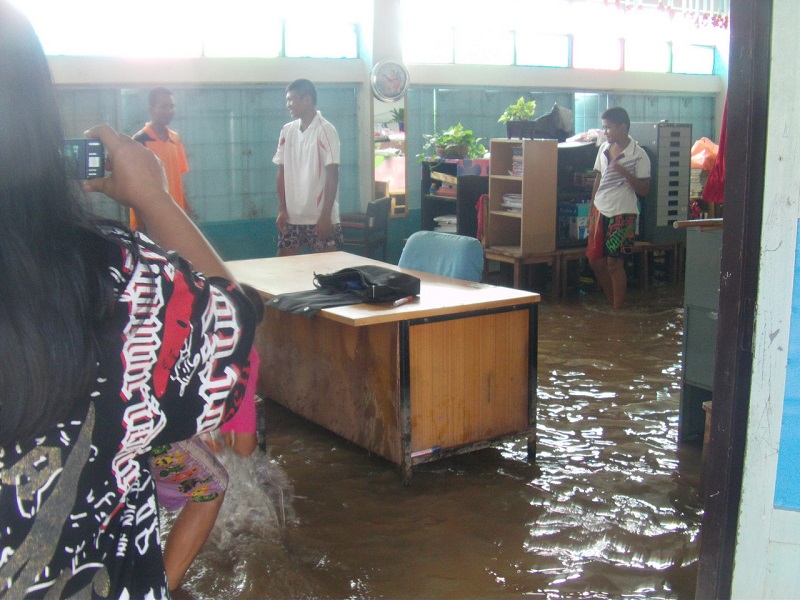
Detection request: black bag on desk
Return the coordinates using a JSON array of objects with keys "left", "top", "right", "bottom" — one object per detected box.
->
[
  {"left": 314, "top": 265, "right": 420, "bottom": 302},
  {"left": 267, "top": 265, "right": 420, "bottom": 316}
]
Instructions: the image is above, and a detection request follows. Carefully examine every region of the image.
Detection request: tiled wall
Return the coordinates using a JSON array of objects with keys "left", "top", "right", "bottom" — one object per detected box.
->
[
  {"left": 406, "top": 87, "right": 717, "bottom": 223},
  {"left": 56, "top": 84, "right": 361, "bottom": 226},
  {"left": 574, "top": 92, "right": 716, "bottom": 138},
  {"left": 55, "top": 84, "right": 716, "bottom": 260}
]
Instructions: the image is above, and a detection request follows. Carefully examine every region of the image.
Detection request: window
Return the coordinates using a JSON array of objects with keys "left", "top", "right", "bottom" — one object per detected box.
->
[
  {"left": 202, "top": 2, "right": 282, "bottom": 58},
  {"left": 402, "top": 25, "right": 454, "bottom": 64},
  {"left": 285, "top": 21, "right": 358, "bottom": 59},
  {"left": 573, "top": 37, "right": 622, "bottom": 71},
  {"left": 516, "top": 34, "right": 570, "bottom": 68},
  {"left": 401, "top": 0, "right": 724, "bottom": 75},
  {"left": 624, "top": 40, "right": 671, "bottom": 73},
  {"left": 283, "top": 2, "right": 363, "bottom": 59},
  {"left": 11, "top": 0, "right": 363, "bottom": 59},
  {"left": 672, "top": 45, "right": 716, "bottom": 75},
  {"left": 454, "top": 28, "right": 514, "bottom": 65}
]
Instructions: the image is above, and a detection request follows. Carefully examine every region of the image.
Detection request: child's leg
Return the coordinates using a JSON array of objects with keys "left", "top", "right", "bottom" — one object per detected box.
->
[
  {"left": 589, "top": 257, "right": 614, "bottom": 303},
  {"left": 606, "top": 256, "right": 627, "bottom": 309},
  {"left": 150, "top": 437, "right": 228, "bottom": 590},
  {"left": 587, "top": 206, "right": 614, "bottom": 302},
  {"left": 221, "top": 347, "right": 261, "bottom": 457},
  {"left": 225, "top": 430, "right": 259, "bottom": 456},
  {"left": 163, "top": 492, "right": 225, "bottom": 591}
]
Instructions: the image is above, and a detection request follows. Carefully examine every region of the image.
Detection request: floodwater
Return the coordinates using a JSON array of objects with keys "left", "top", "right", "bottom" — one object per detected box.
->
[{"left": 176, "top": 279, "right": 704, "bottom": 600}]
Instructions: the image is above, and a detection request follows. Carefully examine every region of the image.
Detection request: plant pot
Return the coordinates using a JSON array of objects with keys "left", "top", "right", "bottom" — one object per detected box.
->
[
  {"left": 442, "top": 144, "right": 469, "bottom": 159},
  {"left": 506, "top": 120, "right": 535, "bottom": 139}
]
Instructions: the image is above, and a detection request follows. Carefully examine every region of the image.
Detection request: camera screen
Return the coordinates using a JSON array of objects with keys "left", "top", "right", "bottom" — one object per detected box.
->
[{"left": 63, "top": 139, "right": 105, "bottom": 179}]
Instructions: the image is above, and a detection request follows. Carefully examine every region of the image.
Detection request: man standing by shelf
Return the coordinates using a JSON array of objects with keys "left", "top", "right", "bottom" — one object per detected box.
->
[
  {"left": 130, "top": 87, "right": 190, "bottom": 230},
  {"left": 273, "top": 78, "right": 342, "bottom": 256},
  {"left": 587, "top": 107, "right": 651, "bottom": 309}
]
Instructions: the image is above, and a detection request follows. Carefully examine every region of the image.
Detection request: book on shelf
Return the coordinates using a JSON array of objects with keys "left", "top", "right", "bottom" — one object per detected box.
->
[
  {"left": 512, "top": 156, "right": 524, "bottom": 175},
  {"left": 500, "top": 192, "right": 522, "bottom": 213}
]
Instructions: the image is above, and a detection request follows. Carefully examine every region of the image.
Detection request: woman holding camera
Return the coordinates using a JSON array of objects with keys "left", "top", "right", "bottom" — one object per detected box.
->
[{"left": 0, "top": 2, "right": 256, "bottom": 597}]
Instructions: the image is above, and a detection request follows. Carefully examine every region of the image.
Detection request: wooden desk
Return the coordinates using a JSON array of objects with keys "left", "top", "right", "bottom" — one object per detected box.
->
[{"left": 228, "top": 252, "right": 539, "bottom": 483}]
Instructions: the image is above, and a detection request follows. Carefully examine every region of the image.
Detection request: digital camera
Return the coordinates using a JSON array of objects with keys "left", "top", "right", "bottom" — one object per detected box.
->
[{"left": 62, "top": 138, "right": 105, "bottom": 179}]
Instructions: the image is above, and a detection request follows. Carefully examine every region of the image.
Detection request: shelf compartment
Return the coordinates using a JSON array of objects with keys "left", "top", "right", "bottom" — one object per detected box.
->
[{"left": 485, "top": 138, "right": 558, "bottom": 256}]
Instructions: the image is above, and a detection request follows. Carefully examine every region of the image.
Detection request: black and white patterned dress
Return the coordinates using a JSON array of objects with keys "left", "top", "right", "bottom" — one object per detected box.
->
[{"left": 0, "top": 227, "right": 256, "bottom": 599}]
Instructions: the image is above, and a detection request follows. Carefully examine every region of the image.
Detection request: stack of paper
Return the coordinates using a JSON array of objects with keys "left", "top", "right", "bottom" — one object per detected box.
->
[
  {"left": 501, "top": 193, "right": 522, "bottom": 213},
  {"left": 433, "top": 214, "right": 458, "bottom": 233}
]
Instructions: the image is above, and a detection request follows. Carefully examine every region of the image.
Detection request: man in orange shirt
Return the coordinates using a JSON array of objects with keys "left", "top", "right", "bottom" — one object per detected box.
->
[{"left": 130, "top": 87, "right": 190, "bottom": 230}]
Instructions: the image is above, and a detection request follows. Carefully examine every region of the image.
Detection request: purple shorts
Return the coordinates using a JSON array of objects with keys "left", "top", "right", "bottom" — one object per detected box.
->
[{"left": 150, "top": 436, "right": 228, "bottom": 512}]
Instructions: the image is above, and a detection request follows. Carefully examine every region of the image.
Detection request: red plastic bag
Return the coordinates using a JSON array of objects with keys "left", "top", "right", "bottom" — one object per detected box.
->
[
  {"left": 691, "top": 137, "right": 719, "bottom": 171},
  {"left": 703, "top": 99, "right": 727, "bottom": 204},
  {"left": 476, "top": 194, "right": 488, "bottom": 241}
]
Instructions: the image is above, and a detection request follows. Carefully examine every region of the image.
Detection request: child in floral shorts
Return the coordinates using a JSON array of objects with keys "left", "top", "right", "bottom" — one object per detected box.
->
[{"left": 151, "top": 284, "right": 264, "bottom": 590}]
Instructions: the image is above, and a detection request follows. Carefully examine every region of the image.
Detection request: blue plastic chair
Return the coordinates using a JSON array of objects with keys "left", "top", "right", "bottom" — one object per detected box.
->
[{"left": 398, "top": 230, "right": 484, "bottom": 282}]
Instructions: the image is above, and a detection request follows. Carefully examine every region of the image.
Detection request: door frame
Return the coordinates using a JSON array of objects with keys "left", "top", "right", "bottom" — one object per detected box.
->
[{"left": 695, "top": 1, "right": 771, "bottom": 597}]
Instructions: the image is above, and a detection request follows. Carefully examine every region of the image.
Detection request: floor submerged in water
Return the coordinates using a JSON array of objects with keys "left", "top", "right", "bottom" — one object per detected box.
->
[{"left": 178, "top": 282, "right": 703, "bottom": 600}]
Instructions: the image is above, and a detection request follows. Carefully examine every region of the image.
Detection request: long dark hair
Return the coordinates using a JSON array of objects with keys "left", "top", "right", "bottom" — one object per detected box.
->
[{"left": 0, "top": 1, "right": 114, "bottom": 447}]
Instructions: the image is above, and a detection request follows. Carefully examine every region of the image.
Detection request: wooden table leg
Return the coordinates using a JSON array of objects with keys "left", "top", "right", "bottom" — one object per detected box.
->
[
  {"left": 669, "top": 244, "right": 679, "bottom": 284},
  {"left": 527, "top": 304, "right": 538, "bottom": 461},
  {"left": 399, "top": 320, "right": 413, "bottom": 485},
  {"left": 637, "top": 250, "right": 649, "bottom": 289},
  {"left": 552, "top": 256, "right": 562, "bottom": 298}
]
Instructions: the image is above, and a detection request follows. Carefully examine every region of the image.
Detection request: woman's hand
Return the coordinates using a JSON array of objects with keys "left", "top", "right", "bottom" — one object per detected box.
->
[
  {"left": 82, "top": 124, "right": 171, "bottom": 211},
  {"left": 81, "top": 124, "right": 236, "bottom": 283}
]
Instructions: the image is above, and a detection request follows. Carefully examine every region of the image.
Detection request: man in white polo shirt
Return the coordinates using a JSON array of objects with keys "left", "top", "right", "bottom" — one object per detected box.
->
[
  {"left": 273, "top": 79, "right": 342, "bottom": 256},
  {"left": 586, "top": 106, "right": 651, "bottom": 309}
]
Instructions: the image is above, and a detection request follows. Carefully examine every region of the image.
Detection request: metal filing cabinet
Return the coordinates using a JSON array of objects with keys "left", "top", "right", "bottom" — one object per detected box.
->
[
  {"left": 629, "top": 122, "right": 692, "bottom": 243},
  {"left": 680, "top": 227, "right": 722, "bottom": 442}
]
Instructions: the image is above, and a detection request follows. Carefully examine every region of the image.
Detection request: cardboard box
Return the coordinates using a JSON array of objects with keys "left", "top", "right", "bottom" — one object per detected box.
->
[
  {"left": 558, "top": 200, "right": 591, "bottom": 218},
  {"left": 558, "top": 200, "right": 591, "bottom": 241},
  {"left": 570, "top": 216, "right": 589, "bottom": 240}
]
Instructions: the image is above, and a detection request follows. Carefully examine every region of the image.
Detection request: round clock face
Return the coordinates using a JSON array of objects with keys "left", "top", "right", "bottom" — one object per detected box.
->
[{"left": 371, "top": 59, "right": 409, "bottom": 102}]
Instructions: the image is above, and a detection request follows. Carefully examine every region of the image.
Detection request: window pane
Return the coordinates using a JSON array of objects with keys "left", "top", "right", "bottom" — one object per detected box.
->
[
  {"left": 403, "top": 25, "right": 454, "bottom": 64},
  {"left": 454, "top": 28, "right": 513, "bottom": 65},
  {"left": 672, "top": 45, "right": 715, "bottom": 75},
  {"left": 516, "top": 34, "right": 569, "bottom": 68},
  {"left": 625, "top": 39, "right": 670, "bottom": 73},
  {"left": 283, "top": 0, "right": 361, "bottom": 58},
  {"left": 16, "top": 0, "right": 204, "bottom": 57},
  {"left": 285, "top": 21, "right": 357, "bottom": 58},
  {"left": 203, "top": 4, "right": 281, "bottom": 58},
  {"left": 573, "top": 37, "right": 621, "bottom": 70}
]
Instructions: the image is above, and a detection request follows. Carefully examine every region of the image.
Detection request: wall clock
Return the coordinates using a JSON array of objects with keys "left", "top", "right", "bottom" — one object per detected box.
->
[{"left": 371, "top": 59, "right": 409, "bottom": 102}]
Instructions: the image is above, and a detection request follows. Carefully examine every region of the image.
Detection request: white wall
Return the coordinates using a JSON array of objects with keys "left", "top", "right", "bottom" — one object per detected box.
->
[
  {"left": 731, "top": 0, "right": 800, "bottom": 597},
  {"left": 47, "top": 56, "right": 723, "bottom": 95}
]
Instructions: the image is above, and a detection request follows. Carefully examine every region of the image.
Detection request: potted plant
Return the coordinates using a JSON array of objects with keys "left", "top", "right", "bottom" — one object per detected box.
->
[
  {"left": 498, "top": 96, "right": 537, "bottom": 139},
  {"left": 390, "top": 107, "right": 405, "bottom": 132},
  {"left": 418, "top": 123, "right": 486, "bottom": 161}
]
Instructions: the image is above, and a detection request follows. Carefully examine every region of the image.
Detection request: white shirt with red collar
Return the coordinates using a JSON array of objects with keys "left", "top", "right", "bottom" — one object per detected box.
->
[{"left": 272, "top": 111, "right": 340, "bottom": 225}]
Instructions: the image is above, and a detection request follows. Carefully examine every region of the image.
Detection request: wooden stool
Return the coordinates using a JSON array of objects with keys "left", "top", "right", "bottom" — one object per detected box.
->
[
  {"left": 483, "top": 247, "right": 560, "bottom": 293},
  {"left": 483, "top": 241, "right": 685, "bottom": 296}
]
